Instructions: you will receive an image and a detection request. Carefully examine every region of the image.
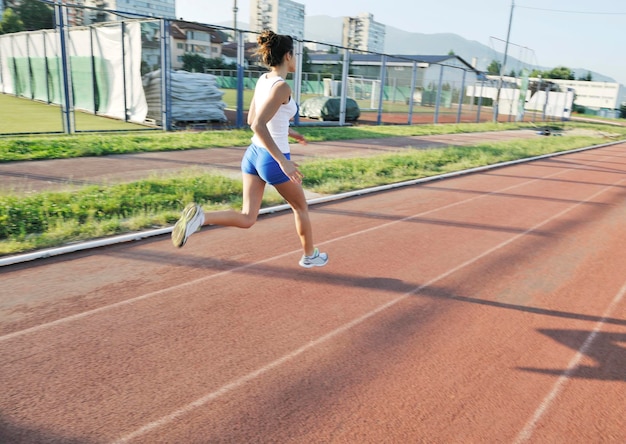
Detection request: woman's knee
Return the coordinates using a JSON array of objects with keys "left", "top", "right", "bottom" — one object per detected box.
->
[
  {"left": 239, "top": 213, "right": 258, "bottom": 228},
  {"left": 290, "top": 201, "right": 309, "bottom": 214}
]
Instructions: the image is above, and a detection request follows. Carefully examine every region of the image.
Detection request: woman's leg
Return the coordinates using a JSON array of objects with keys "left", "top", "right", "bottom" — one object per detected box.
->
[
  {"left": 203, "top": 173, "right": 266, "bottom": 228},
  {"left": 172, "top": 173, "right": 266, "bottom": 248},
  {"left": 273, "top": 180, "right": 314, "bottom": 256}
]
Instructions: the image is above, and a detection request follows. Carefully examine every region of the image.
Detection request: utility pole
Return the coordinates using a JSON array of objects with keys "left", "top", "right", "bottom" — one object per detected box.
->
[
  {"left": 494, "top": 0, "right": 515, "bottom": 122},
  {"left": 233, "top": 0, "right": 238, "bottom": 31}
]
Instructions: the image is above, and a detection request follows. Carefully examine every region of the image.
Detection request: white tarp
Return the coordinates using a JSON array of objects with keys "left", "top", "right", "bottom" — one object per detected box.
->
[
  {"left": 143, "top": 70, "right": 226, "bottom": 123},
  {"left": 0, "top": 22, "right": 147, "bottom": 123}
]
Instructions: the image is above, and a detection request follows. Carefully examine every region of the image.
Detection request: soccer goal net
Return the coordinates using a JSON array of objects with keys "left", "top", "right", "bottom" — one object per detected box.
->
[{"left": 346, "top": 77, "right": 381, "bottom": 110}]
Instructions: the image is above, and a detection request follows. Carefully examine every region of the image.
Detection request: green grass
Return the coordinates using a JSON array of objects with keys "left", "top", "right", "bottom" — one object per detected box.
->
[
  {"left": 0, "top": 129, "right": 254, "bottom": 162},
  {"left": 0, "top": 93, "right": 154, "bottom": 135},
  {"left": 301, "top": 134, "right": 608, "bottom": 194},
  {"left": 1, "top": 124, "right": 624, "bottom": 256},
  {"left": 0, "top": 171, "right": 287, "bottom": 255},
  {"left": 0, "top": 120, "right": 589, "bottom": 163}
]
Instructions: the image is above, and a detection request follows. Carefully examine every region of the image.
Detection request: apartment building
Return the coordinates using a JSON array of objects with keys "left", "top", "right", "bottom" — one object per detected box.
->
[
  {"left": 81, "top": 0, "right": 175, "bottom": 24},
  {"left": 170, "top": 21, "right": 223, "bottom": 70},
  {"left": 249, "top": 0, "right": 305, "bottom": 40},
  {"left": 342, "top": 13, "right": 385, "bottom": 53}
]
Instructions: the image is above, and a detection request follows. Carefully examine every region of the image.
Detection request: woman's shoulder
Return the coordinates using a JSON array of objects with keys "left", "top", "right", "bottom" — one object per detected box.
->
[{"left": 264, "top": 74, "right": 285, "bottom": 84}]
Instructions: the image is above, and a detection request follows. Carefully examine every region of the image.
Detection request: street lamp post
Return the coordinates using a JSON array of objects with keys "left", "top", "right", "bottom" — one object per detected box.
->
[
  {"left": 233, "top": 0, "right": 238, "bottom": 31},
  {"left": 494, "top": 0, "right": 515, "bottom": 122}
]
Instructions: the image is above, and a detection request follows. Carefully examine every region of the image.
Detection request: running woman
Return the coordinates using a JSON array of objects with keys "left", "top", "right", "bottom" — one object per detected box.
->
[{"left": 172, "top": 30, "right": 328, "bottom": 268}]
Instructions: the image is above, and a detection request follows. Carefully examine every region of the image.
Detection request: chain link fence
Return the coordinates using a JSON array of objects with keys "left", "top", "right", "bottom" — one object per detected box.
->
[{"left": 0, "top": 3, "right": 570, "bottom": 136}]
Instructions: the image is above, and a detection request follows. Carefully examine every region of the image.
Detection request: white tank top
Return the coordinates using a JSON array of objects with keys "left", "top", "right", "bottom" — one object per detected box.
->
[{"left": 251, "top": 74, "right": 297, "bottom": 154}]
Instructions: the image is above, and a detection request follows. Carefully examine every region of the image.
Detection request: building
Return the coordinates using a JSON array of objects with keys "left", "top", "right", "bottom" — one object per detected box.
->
[
  {"left": 82, "top": 0, "right": 176, "bottom": 23},
  {"left": 220, "top": 41, "right": 258, "bottom": 68},
  {"left": 547, "top": 78, "right": 625, "bottom": 112},
  {"left": 62, "top": 0, "right": 87, "bottom": 27},
  {"left": 308, "top": 52, "right": 480, "bottom": 107},
  {"left": 308, "top": 52, "right": 478, "bottom": 81},
  {"left": 170, "top": 21, "right": 223, "bottom": 70},
  {"left": 249, "top": 0, "right": 305, "bottom": 41},
  {"left": 342, "top": 13, "right": 385, "bottom": 53},
  {"left": 483, "top": 75, "right": 625, "bottom": 113}
]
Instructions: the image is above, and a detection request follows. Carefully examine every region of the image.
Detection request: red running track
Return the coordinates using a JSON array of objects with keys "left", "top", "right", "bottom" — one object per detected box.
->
[{"left": 1, "top": 143, "right": 626, "bottom": 443}]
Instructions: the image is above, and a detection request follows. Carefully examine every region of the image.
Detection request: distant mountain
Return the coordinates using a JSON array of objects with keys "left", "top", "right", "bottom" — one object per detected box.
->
[{"left": 304, "top": 15, "right": 616, "bottom": 83}]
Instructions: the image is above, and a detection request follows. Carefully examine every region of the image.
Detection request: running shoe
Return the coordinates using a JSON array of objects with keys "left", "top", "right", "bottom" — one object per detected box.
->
[
  {"left": 171, "top": 203, "right": 205, "bottom": 248},
  {"left": 299, "top": 248, "right": 328, "bottom": 268}
]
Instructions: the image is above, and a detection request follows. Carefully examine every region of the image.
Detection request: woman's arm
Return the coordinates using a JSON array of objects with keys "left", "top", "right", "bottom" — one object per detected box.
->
[
  {"left": 247, "top": 96, "right": 256, "bottom": 126},
  {"left": 288, "top": 128, "right": 307, "bottom": 145}
]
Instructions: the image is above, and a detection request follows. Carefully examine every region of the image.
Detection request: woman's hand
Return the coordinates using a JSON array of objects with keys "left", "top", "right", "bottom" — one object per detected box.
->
[
  {"left": 289, "top": 130, "right": 308, "bottom": 145},
  {"left": 280, "top": 159, "right": 304, "bottom": 184}
]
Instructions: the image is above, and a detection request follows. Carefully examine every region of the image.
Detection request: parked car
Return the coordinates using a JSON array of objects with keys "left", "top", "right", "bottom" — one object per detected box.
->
[{"left": 299, "top": 97, "right": 360, "bottom": 121}]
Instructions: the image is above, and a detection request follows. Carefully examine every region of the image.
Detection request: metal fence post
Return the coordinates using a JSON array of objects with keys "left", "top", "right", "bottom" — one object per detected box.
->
[
  {"left": 236, "top": 30, "right": 244, "bottom": 129},
  {"left": 121, "top": 22, "right": 129, "bottom": 122},
  {"left": 542, "top": 84, "right": 549, "bottom": 121},
  {"left": 43, "top": 31, "right": 51, "bottom": 103},
  {"left": 26, "top": 33, "right": 34, "bottom": 99},
  {"left": 434, "top": 64, "right": 444, "bottom": 124},
  {"left": 10, "top": 36, "right": 17, "bottom": 96},
  {"left": 407, "top": 60, "right": 417, "bottom": 124},
  {"left": 160, "top": 18, "right": 172, "bottom": 130},
  {"left": 476, "top": 80, "right": 484, "bottom": 123},
  {"left": 339, "top": 47, "right": 350, "bottom": 126},
  {"left": 55, "top": 3, "right": 75, "bottom": 134},
  {"left": 89, "top": 27, "right": 98, "bottom": 114},
  {"left": 456, "top": 69, "right": 467, "bottom": 123},
  {"left": 293, "top": 38, "right": 303, "bottom": 126},
  {"left": 376, "top": 55, "right": 387, "bottom": 125}
]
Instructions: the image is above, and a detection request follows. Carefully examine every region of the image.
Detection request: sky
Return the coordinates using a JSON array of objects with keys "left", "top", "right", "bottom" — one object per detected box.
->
[{"left": 176, "top": 0, "right": 626, "bottom": 86}]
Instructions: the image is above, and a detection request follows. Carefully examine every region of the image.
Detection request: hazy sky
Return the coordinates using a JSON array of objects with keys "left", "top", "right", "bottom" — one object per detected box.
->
[{"left": 177, "top": 0, "right": 626, "bottom": 85}]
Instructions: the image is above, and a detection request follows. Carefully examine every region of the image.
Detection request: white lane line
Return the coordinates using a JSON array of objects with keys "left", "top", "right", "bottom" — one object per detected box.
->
[
  {"left": 112, "top": 176, "right": 626, "bottom": 443},
  {"left": 0, "top": 252, "right": 294, "bottom": 343},
  {"left": 0, "top": 151, "right": 619, "bottom": 345},
  {"left": 0, "top": 162, "right": 575, "bottom": 343},
  {"left": 514, "top": 281, "right": 626, "bottom": 444}
]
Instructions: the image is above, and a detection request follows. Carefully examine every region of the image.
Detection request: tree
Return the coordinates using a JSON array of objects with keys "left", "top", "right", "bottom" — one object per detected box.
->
[
  {"left": 543, "top": 66, "right": 574, "bottom": 80},
  {"left": 182, "top": 54, "right": 236, "bottom": 73},
  {"left": 302, "top": 47, "right": 312, "bottom": 72},
  {"left": 486, "top": 60, "right": 501, "bottom": 75},
  {"left": 182, "top": 54, "right": 207, "bottom": 73},
  {"left": 0, "top": 8, "right": 25, "bottom": 34},
  {"left": 578, "top": 71, "right": 593, "bottom": 81},
  {"left": 448, "top": 49, "right": 455, "bottom": 56},
  {"left": 527, "top": 66, "right": 578, "bottom": 81},
  {"left": 17, "top": 0, "right": 54, "bottom": 31}
]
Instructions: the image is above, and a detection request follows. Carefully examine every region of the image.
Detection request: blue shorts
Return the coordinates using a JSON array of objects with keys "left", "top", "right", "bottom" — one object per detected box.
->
[{"left": 241, "top": 143, "right": 290, "bottom": 186}]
